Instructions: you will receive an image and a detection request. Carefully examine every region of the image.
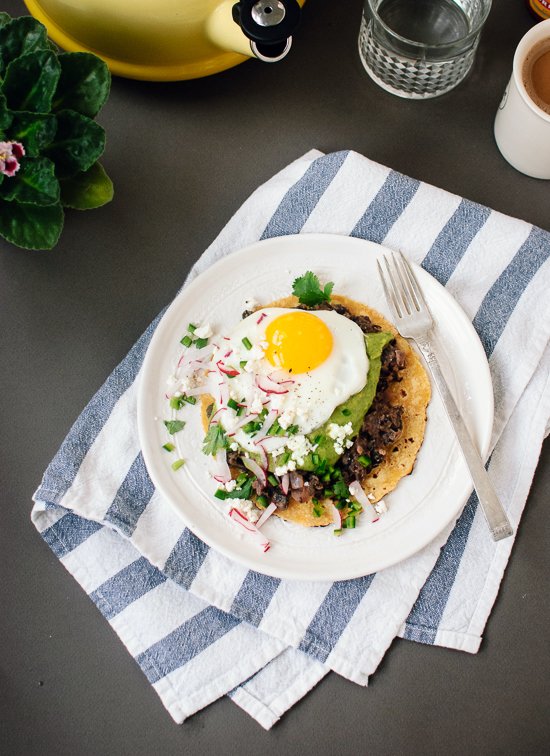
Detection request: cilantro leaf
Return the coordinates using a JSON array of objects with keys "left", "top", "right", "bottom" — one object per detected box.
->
[
  {"left": 292, "top": 271, "right": 334, "bottom": 306},
  {"left": 164, "top": 419, "right": 185, "bottom": 435},
  {"left": 202, "top": 423, "right": 229, "bottom": 456}
]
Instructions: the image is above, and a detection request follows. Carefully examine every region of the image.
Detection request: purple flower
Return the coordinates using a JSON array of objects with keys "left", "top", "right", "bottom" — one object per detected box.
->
[{"left": 0, "top": 141, "right": 26, "bottom": 177}]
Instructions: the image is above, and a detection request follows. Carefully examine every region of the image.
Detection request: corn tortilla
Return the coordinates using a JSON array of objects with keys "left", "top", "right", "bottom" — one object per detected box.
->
[{"left": 203, "top": 294, "right": 431, "bottom": 527}]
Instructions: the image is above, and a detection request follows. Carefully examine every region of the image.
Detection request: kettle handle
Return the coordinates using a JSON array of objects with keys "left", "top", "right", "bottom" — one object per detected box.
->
[{"left": 232, "top": 0, "right": 301, "bottom": 59}]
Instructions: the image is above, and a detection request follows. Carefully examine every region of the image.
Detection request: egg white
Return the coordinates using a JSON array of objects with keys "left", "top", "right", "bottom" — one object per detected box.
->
[{"left": 211, "top": 308, "right": 369, "bottom": 451}]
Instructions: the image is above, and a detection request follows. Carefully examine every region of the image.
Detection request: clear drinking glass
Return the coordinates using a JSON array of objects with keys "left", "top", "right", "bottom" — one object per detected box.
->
[{"left": 358, "top": 0, "right": 492, "bottom": 99}]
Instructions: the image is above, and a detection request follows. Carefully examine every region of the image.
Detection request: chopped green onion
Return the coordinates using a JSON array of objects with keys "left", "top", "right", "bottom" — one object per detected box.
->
[
  {"left": 225, "top": 479, "right": 253, "bottom": 499},
  {"left": 334, "top": 501, "right": 346, "bottom": 510},
  {"left": 187, "top": 323, "right": 197, "bottom": 333},
  {"left": 236, "top": 405, "right": 245, "bottom": 417},
  {"left": 286, "top": 424, "right": 299, "bottom": 436},
  {"left": 242, "top": 337, "right": 253, "bottom": 350},
  {"left": 171, "top": 459, "right": 185, "bottom": 471},
  {"left": 256, "top": 495, "right": 268, "bottom": 508},
  {"left": 242, "top": 420, "right": 261, "bottom": 434},
  {"left": 341, "top": 408, "right": 351, "bottom": 416},
  {"left": 312, "top": 499, "right": 324, "bottom": 518},
  {"left": 333, "top": 528, "right": 343, "bottom": 537},
  {"left": 343, "top": 515, "right": 356, "bottom": 529},
  {"left": 180, "top": 334, "right": 193, "bottom": 348},
  {"left": 162, "top": 442, "right": 175, "bottom": 452},
  {"left": 311, "top": 453, "right": 320, "bottom": 466},
  {"left": 169, "top": 395, "right": 186, "bottom": 410},
  {"left": 164, "top": 419, "right": 185, "bottom": 434},
  {"left": 279, "top": 451, "right": 291, "bottom": 466},
  {"left": 182, "top": 395, "right": 197, "bottom": 405},
  {"left": 240, "top": 360, "right": 248, "bottom": 369},
  {"left": 358, "top": 455, "right": 372, "bottom": 468},
  {"left": 194, "top": 337, "right": 209, "bottom": 349},
  {"left": 214, "top": 489, "right": 228, "bottom": 500},
  {"left": 268, "top": 417, "right": 283, "bottom": 436},
  {"left": 268, "top": 473, "right": 279, "bottom": 487},
  {"left": 314, "top": 434, "right": 324, "bottom": 445},
  {"left": 227, "top": 398, "right": 239, "bottom": 411}
]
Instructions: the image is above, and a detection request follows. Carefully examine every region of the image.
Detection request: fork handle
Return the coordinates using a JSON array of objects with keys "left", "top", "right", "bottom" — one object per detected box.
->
[{"left": 416, "top": 337, "right": 513, "bottom": 542}]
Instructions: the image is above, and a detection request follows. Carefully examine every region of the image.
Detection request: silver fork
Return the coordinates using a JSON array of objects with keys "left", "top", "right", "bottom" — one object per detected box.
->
[{"left": 377, "top": 251, "right": 513, "bottom": 542}]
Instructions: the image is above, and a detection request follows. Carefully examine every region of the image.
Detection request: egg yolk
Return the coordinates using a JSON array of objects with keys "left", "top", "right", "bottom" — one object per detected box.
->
[{"left": 265, "top": 312, "right": 333, "bottom": 373}]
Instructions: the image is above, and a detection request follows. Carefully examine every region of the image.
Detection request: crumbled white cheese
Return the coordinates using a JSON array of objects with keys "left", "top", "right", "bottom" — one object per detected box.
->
[
  {"left": 224, "top": 479, "right": 237, "bottom": 492},
  {"left": 275, "top": 458, "right": 297, "bottom": 476},
  {"left": 328, "top": 422, "right": 354, "bottom": 455},
  {"left": 237, "top": 499, "right": 260, "bottom": 523},
  {"left": 278, "top": 409, "right": 296, "bottom": 430},
  {"left": 374, "top": 499, "right": 387, "bottom": 515},
  {"left": 249, "top": 392, "right": 264, "bottom": 415},
  {"left": 287, "top": 434, "right": 314, "bottom": 466},
  {"left": 194, "top": 323, "right": 212, "bottom": 339},
  {"left": 229, "top": 442, "right": 239, "bottom": 452}
]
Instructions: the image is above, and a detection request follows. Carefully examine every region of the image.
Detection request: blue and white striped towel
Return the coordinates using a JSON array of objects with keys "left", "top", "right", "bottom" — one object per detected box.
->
[{"left": 32, "top": 150, "right": 550, "bottom": 729}]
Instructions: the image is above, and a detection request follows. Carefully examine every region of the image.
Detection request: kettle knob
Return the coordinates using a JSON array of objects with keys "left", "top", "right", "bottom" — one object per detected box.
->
[{"left": 232, "top": 0, "right": 301, "bottom": 61}]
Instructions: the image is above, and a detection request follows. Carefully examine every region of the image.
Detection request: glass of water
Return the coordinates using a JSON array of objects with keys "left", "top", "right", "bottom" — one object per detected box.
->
[{"left": 358, "top": 0, "right": 492, "bottom": 99}]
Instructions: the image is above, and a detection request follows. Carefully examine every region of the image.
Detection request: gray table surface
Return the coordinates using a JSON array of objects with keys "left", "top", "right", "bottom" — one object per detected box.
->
[{"left": 1, "top": 0, "right": 549, "bottom": 753}]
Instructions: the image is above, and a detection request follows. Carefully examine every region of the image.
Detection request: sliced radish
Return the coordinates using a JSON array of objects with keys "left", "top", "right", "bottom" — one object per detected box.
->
[
  {"left": 256, "top": 435, "right": 288, "bottom": 453},
  {"left": 256, "top": 502, "right": 277, "bottom": 528},
  {"left": 281, "top": 472, "right": 289, "bottom": 495},
  {"left": 267, "top": 369, "right": 295, "bottom": 386},
  {"left": 212, "top": 450, "right": 231, "bottom": 483},
  {"left": 217, "top": 361, "right": 239, "bottom": 377},
  {"left": 348, "top": 480, "right": 378, "bottom": 522},
  {"left": 242, "top": 456, "right": 267, "bottom": 487},
  {"left": 327, "top": 501, "right": 342, "bottom": 529},
  {"left": 254, "top": 441, "right": 268, "bottom": 470},
  {"left": 228, "top": 508, "right": 270, "bottom": 552},
  {"left": 256, "top": 375, "right": 290, "bottom": 395}
]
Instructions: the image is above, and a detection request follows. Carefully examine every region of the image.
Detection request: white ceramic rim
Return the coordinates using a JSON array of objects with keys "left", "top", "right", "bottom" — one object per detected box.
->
[
  {"left": 513, "top": 17, "right": 550, "bottom": 121},
  {"left": 138, "top": 234, "right": 494, "bottom": 581}
]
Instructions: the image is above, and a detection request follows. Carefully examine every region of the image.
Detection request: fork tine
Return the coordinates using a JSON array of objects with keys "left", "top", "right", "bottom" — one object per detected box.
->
[
  {"left": 377, "top": 258, "right": 402, "bottom": 319},
  {"left": 391, "top": 252, "right": 417, "bottom": 315},
  {"left": 399, "top": 252, "right": 429, "bottom": 312},
  {"left": 394, "top": 252, "right": 421, "bottom": 313}
]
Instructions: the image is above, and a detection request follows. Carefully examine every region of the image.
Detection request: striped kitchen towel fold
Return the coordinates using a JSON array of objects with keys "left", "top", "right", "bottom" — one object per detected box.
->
[{"left": 32, "top": 150, "right": 550, "bottom": 729}]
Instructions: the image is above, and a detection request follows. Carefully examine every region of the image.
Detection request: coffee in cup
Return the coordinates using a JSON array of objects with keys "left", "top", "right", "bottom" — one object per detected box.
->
[
  {"left": 494, "top": 19, "right": 550, "bottom": 179},
  {"left": 523, "top": 40, "right": 550, "bottom": 115}
]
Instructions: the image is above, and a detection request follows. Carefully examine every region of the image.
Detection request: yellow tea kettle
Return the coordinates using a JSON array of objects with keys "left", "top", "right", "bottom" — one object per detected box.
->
[{"left": 24, "top": 0, "right": 305, "bottom": 81}]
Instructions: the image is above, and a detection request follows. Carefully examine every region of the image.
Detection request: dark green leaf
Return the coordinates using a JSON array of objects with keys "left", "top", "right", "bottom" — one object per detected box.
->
[
  {"left": 292, "top": 271, "right": 334, "bottom": 306},
  {"left": 0, "top": 17, "right": 50, "bottom": 74},
  {"left": 8, "top": 111, "right": 57, "bottom": 156},
  {"left": 2, "top": 50, "right": 61, "bottom": 113},
  {"left": 0, "top": 13, "right": 11, "bottom": 30},
  {"left": 0, "top": 157, "right": 59, "bottom": 206},
  {"left": 0, "top": 93, "right": 12, "bottom": 133},
  {"left": 0, "top": 198, "right": 63, "bottom": 250},
  {"left": 59, "top": 161, "right": 113, "bottom": 209},
  {"left": 53, "top": 52, "right": 111, "bottom": 118},
  {"left": 45, "top": 110, "right": 105, "bottom": 177}
]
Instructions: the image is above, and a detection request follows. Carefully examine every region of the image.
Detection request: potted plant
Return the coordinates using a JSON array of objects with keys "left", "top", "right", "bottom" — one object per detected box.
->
[{"left": 0, "top": 13, "right": 113, "bottom": 250}]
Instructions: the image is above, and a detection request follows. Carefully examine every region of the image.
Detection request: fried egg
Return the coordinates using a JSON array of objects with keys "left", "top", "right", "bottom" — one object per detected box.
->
[{"left": 212, "top": 308, "right": 369, "bottom": 451}]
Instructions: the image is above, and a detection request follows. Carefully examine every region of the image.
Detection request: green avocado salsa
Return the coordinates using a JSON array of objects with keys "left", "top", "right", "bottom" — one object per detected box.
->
[{"left": 267, "top": 330, "right": 394, "bottom": 472}]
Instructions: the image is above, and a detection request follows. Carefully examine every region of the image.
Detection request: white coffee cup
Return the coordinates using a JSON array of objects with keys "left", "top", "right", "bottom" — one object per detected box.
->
[{"left": 494, "top": 19, "right": 550, "bottom": 179}]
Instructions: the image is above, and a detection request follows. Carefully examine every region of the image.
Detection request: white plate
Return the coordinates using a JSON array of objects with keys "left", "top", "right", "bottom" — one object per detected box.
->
[{"left": 138, "top": 234, "right": 493, "bottom": 581}]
